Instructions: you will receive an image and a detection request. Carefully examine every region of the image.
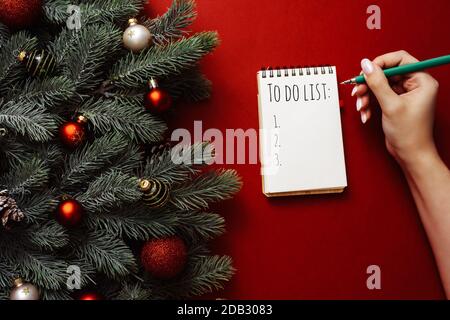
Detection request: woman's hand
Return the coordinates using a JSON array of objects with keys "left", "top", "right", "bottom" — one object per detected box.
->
[
  {"left": 352, "top": 50, "right": 439, "bottom": 165},
  {"left": 353, "top": 51, "right": 450, "bottom": 298}
]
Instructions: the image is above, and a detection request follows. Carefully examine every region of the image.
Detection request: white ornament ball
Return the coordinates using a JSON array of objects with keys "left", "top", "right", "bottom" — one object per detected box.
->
[
  {"left": 123, "top": 18, "right": 152, "bottom": 53},
  {"left": 9, "top": 278, "right": 40, "bottom": 300}
]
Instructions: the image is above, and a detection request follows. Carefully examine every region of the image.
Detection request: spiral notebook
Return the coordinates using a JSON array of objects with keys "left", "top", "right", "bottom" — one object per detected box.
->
[{"left": 257, "top": 66, "right": 347, "bottom": 197}]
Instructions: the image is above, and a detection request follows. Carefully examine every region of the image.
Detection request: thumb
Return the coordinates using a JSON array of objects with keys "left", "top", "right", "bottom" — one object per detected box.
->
[{"left": 361, "top": 58, "right": 399, "bottom": 109}]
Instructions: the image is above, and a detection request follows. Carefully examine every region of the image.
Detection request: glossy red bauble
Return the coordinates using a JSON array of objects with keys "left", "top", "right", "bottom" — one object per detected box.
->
[
  {"left": 143, "top": 1, "right": 154, "bottom": 19},
  {"left": 78, "top": 292, "right": 102, "bottom": 300},
  {"left": 144, "top": 87, "right": 173, "bottom": 114},
  {"left": 55, "top": 199, "right": 84, "bottom": 228},
  {"left": 0, "top": 0, "right": 43, "bottom": 29},
  {"left": 141, "top": 236, "right": 187, "bottom": 279},
  {"left": 59, "top": 119, "right": 86, "bottom": 148}
]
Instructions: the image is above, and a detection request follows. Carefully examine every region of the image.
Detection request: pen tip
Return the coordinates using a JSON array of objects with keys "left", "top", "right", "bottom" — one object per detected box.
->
[{"left": 341, "top": 79, "right": 356, "bottom": 84}]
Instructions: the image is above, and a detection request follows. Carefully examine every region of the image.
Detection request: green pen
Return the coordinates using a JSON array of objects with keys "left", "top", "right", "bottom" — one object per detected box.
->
[{"left": 341, "top": 54, "right": 450, "bottom": 84}]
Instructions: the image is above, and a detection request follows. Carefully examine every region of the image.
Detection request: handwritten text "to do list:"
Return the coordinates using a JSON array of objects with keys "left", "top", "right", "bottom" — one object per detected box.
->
[{"left": 266, "top": 82, "right": 332, "bottom": 103}]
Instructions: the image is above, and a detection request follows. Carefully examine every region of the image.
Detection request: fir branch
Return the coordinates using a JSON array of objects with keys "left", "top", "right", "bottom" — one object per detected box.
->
[
  {"left": 0, "top": 287, "right": 8, "bottom": 300},
  {"left": 182, "top": 255, "right": 234, "bottom": 297},
  {"left": 42, "top": 0, "right": 72, "bottom": 24},
  {"left": 75, "top": 231, "right": 137, "bottom": 280},
  {"left": 0, "top": 140, "right": 62, "bottom": 172},
  {"left": 19, "top": 192, "right": 57, "bottom": 223},
  {"left": 0, "top": 261, "right": 14, "bottom": 288},
  {"left": 43, "top": 0, "right": 142, "bottom": 25},
  {"left": 78, "top": 0, "right": 143, "bottom": 25},
  {"left": 145, "top": 0, "right": 197, "bottom": 44},
  {"left": 0, "top": 242, "right": 68, "bottom": 290},
  {"left": 0, "top": 23, "right": 9, "bottom": 47},
  {"left": 77, "top": 170, "right": 141, "bottom": 213},
  {"left": 0, "top": 140, "right": 30, "bottom": 170},
  {"left": 0, "top": 0, "right": 237, "bottom": 300},
  {"left": 115, "top": 282, "right": 152, "bottom": 300},
  {"left": 171, "top": 169, "right": 242, "bottom": 211},
  {"left": 88, "top": 207, "right": 225, "bottom": 247},
  {"left": 161, "top": 67, "right": 212, "bottom": 102},
  {"left": 111, "top": 143, "right": 143, "bottom": 175},
  {"left": 19, "top": 252, "right": 68, "bottom": 290},
  {"left": 48, "top": 28, "right": 75, "bottom": 64},
  {"left": 7, "top": 76, "right": 76, "bottom": 110},
  {"left": 143, "top": 142, "right": 213, "bottom": 184},
  {"left": 110, "top": 32, "right": 219, "bottom": 89},
  {"left": 149, "top": 255, "right": 234, "bottom": 298},
  {"left": 0, "top": 101, "right": 58, "bottom": 142},
  {"left": 61, "top": 133, "right": 130, "bottom": 189},
  {"left": 177, "top": 212, "right": 225, "bottom": 240},
  {"left": 40, "top": 144, "right": 65, "bottom": 171},
  {"left": 63, "top": 23, "right": 122, "bottom": 92},
  {"left": 25, "top": 221, "right": 70, "bottom": 251},
  {"left": 0, "top": 158, "right": 49, "bottom": 197},
  {"left": 187, "top": 242, "right": 212, "bottom": 260},
  {"left": 86, "top": 209, "right": 177, "bottom": 241},
  {"left": 41, "top": 289, "right": 73, "bottom": 300},
  {"left": 0, "top": 32, "right": 37, "bottom": 95},
  {"left": 79, "top": 97, "right": 167, "bottom": 143}
]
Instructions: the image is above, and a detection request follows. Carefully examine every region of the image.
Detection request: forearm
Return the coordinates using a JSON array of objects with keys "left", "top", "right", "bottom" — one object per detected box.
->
[{"left": 400, "top": 147, "right": 450, "bottom": 298}]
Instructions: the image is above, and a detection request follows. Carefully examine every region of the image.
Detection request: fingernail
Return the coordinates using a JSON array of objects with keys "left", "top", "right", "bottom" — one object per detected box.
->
[
  {"left": 351, "top": 86, "right": 358, "bottom": 97},
  {"left": 361, "top": 58, "right": 374, "bottom": 74},
  {"left": 356, "top": 97, "right": 363, "bottom": 111},
  {"left": 361, "top": 111, "right": 367, "bottom": 124}
]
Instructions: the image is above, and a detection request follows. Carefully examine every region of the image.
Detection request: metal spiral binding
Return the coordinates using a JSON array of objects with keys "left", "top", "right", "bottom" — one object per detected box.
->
[{"left": 261, "top": 65, "right": 334, "bottom": 78}]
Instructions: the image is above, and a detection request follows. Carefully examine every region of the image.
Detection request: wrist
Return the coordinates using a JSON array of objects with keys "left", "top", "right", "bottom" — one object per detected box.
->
[{"left": 398, "top": 144, "right": 444, "bottom": 178}]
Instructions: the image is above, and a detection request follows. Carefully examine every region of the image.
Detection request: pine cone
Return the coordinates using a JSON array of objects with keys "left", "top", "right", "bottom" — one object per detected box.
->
[{"left": 0, "top": 190, "right": 24, "bottom": 227}]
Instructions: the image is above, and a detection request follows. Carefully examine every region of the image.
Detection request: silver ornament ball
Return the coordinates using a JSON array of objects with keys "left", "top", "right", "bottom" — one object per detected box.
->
[
  {"left": 9, "top": 278, "right": 40, "bottom": 300},
  {"left": 123, "top": 18, "right": 152, "bottom": 53}
]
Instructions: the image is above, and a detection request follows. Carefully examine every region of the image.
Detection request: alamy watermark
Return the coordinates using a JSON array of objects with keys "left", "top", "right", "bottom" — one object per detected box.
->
[
  {"left": 66, "top": 5, "right": 82, "bottom": 31},
  {"left": 367, "top": 5, "right": 381, "bottom": 30},
  {"left": 170, "top": 121, "right": 283, "bottom": 176},
  {"left": 41, "top": 5, "right": 83, "bottom": 30},
  {"left": 66, "top": 265, "right": 81, "bottom": 290},
  {"left": 366, "top": 265, "right": 382, "bottom": 290}
]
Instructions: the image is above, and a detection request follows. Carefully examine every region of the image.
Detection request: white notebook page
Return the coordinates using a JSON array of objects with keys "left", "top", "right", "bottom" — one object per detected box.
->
[{"left": 257, "top": 66, "right": 347, "bottom": 196}]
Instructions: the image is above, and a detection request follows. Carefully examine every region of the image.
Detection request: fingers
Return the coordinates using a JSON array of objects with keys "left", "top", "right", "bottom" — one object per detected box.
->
[
  {"left": 353, "top": 87, "right": 371, "bottom": 123},
  {"left": 351, "top": 84, "right": 368, "bottom": 97},
  {"left": 350, "top": 51, "right": 424, "bottom": 125},
  {"left": 412, "top": 72, "right": 439, "bottom": 90},
  {"left": 360, "top": 108, "right": 371, "bottom": 124},
  {"left": 360, "top": 58, "right": 400, "bottom": 109},
  {"left": 356, "top": 94, "right": 369, "bottom": 112},
  {"left": 372, "top": 50, "right": 419, "bottom": 69}
]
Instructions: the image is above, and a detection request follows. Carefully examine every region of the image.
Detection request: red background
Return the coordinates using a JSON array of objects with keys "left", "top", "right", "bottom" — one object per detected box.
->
[{"left": 149, "top": 0, "right": 450, "bottom": 299}]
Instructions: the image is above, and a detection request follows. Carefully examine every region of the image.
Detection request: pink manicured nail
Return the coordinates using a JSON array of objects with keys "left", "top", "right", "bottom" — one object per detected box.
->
[
  {"left": 361, "top": 58, "right": 374, "bottom": 74},
  {"left": 356, "top": 97, "right": 363, "bottom": 111},
  {"left": 351, "top": 86, "right": 358, "bottom": 97},
  {"left": 361, "top": 112, "right": 368, "bottom": 124}
]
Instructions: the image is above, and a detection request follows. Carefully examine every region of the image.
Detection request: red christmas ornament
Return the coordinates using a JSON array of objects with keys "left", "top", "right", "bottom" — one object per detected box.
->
[
  {"left": 55, "top": 199, "right": 84, "bottom": 228},
  {"left": 143, "top": 1, "right": 152, "bottom": 17},
  {"left": 0, "top": 0, "right": 43, "bottom": 29},
  {"left": 143, "top": 1, "right": 158, "bottom": 19},
  {"left": 59, "top": 115, "right": 87, "bottom": 148},
  {"left": 141, "top": 236, "right": 188, "bottom": 279},
  {"left": 144, "top": 78, "right": 172, "bottom": 114},
  {"left": 78, "top": 292, "right": 102, "bottom": 300}
]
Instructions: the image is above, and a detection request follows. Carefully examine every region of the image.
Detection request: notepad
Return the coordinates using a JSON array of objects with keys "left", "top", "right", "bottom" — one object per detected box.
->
[{"left": 257, "top": 66, "right": 347, "bottom": 197}]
